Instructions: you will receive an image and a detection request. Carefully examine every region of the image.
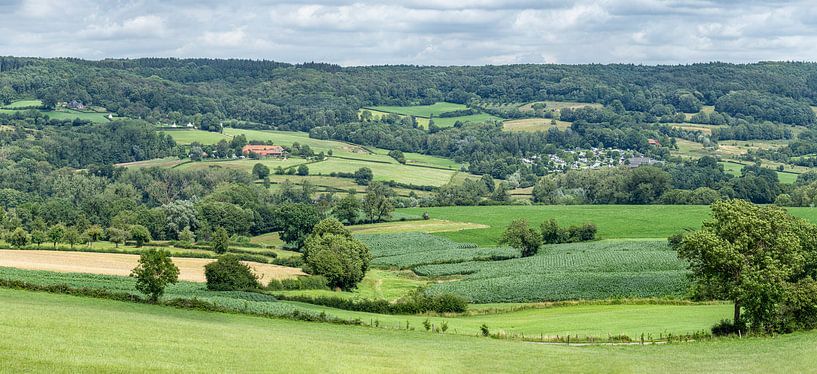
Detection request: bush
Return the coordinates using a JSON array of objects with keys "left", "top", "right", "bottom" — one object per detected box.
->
[
  {"left": 274, "top": 289, "right": 467, "bottom": 314},
  {"left": 711, "top": 319, "right": 747, "bottom": 336},
  {"left": 267, "top": 275, "right": 329, "bottom": 291},
  {"left": 541, "top": 219, "right": 597, "bottom": 244},
  {"left": 204, "top": 255, "right": 260, "bottom": 291}
]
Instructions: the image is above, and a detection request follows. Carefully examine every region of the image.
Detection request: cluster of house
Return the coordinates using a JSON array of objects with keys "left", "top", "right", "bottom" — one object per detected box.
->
[{"left": 522, "top": 147, "right": 659, "bottom": 173}]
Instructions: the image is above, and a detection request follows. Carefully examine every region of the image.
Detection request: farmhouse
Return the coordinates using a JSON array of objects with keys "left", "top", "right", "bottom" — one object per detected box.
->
[{"left": 243, "top": 144, "right": 284, "bottom": 157}]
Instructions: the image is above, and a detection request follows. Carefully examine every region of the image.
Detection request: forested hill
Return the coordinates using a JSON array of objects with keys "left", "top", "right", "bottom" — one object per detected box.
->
[{"left": 2, "top": 57, "right": 817, "bottom": 129}]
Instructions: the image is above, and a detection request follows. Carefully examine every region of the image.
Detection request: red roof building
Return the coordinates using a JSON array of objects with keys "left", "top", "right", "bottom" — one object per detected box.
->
[
  {"left": 647, "top": 138, "right": 661, "bottom": 146},
  {"left": 242, "top": 145, "right": 284, "bottom": 157}
]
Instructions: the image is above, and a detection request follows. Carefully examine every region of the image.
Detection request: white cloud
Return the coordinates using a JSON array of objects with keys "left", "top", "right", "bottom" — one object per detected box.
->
[{"left": 0, "top": 0, "right": 816, "bottom": 65}]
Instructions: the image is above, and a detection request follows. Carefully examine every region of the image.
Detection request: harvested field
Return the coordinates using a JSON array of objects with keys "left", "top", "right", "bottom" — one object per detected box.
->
[
  {"left": 349, "top": 219, "right": 488, "bottom": 234},
  {"left": 0, "top": 250, "right": 304, "bottom": 282}
]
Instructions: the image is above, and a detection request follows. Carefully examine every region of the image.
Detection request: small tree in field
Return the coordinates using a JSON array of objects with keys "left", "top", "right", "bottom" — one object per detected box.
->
[
  {"left": 107, "top": 227, "right": 129, "bottom": 248},
  {"left": 31, "top": 229, "right": 46, "bottom": 248},
  {"left": 302, "top": 218, "right": 371, "bottom": 290},
  {"left": 47, "top": 224, "right": 65, "bottom": 248},
  {"left": 131, "top": 249, "right": 179, "bottom": 303},
  {"left": 130, "top": 225, "right": 151, "bottom": 247},
  {"left": 500, "top": 220, "right": 541, "bottom": 257},
  {"left": 212, "top": 227, "right": 229, "bottom": 254},
  {"left": 63, "top": 227, "right": 81, "bottom": 248},
  {"left": 85, "top": 225, "right": 104, "bottom": 246},
  {"left": 7, "top": 228, "right": 29, "bottom": 248}
]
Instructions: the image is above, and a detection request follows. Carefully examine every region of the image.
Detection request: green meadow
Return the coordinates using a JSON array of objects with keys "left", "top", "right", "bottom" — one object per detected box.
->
[
  {"left": 1, "top": 289, "right": 814, "bottom": 373},
  {"left": 398, "top": 205, "right": 817, "bottom": 245}
]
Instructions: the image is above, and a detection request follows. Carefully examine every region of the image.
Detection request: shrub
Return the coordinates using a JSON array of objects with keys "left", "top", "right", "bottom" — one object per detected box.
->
[
  {"left": 204, "top": 255, "right": 260, "bottom": 291},
  {"left": 273, "top": 289, "right": 468, "bottom": 315},
  {"left": 212, "top": 227, "right": 229, "bottom": 254},
  {"left": 129, "top": 225, "right": 151, "bottom": 247},
  {"left": 267, "top": 275, "right": 329, "bottom": 291},
  {"left": 711, "top": 319, "right": 747, "bottom": 336}
]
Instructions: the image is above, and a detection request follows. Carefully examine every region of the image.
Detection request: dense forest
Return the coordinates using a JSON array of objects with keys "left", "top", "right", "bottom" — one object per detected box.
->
[{"left": 2, "top": 57, "right": 817, "bottom": 130}]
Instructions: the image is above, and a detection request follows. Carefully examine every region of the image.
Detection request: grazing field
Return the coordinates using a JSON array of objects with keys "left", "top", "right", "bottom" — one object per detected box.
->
[
  {"left": 503, "top": 118, "right": 572, "bottom": 132},
  {"left": 416, "top": 240, "right": 687, "bottom": 303},
  {"left": 0, "top": 250, "right": 303, "bottom": 283},
  {"left": 115, "top": 157, "right": 189, "bottom": 169},
  {"left": 2, "top": 289, "right": 814, "bottom": 373},
  {"left": 398, "top": 205, "right": 709, "bottom": 245},
  {"left": 359, "top": 232, "right": 516, "bottom": 269},
  {"left": 1, "top": 99, "right": 43, "bottom": 108},
  {"left": 174, "top": 157, "right": 309, "bottom": 172},
  {"left": 161, "top": 129, "right": 229, "bottom": 144},
  {"left": 368, "top": 102, "right": 468, "bottom": 117},
  {"left": 366, "top": 102, "right": 501, "bottom": 128},
  {"left": 398, "top": 205, "right": 817, "bottom": 245},
  {"left": 308, "top": 157, "right": 458, "bottom": 186}
]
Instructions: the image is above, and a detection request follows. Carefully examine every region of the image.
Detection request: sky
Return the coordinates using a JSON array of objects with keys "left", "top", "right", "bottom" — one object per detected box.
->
[{"left": 1, "top": 0, "right": 816, "bottom": 66}]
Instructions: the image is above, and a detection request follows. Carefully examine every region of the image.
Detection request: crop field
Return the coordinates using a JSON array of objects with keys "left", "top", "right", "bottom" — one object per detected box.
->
[
  {"left": 7, "top": 289, "right": 809, "bottom": 373},
  {"left": 400, "top": 205, "right": 817, "bottom": 245},
  {"left": 358, "top": 232, "right": 517, "bottom": 269},
  {"left": 503, "top": 118, "right": 572, "bottom": 132},
  {"left": 0, "top": 250, "right": 303, "bottom": 283},
  {"left": 415, "top": 240, "right": 688, "bottom": 303}
]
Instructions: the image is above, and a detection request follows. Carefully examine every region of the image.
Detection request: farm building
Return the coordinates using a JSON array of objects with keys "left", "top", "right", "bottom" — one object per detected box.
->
[{"left": 242, "top": 144, "right": 284, "bottom": 157}]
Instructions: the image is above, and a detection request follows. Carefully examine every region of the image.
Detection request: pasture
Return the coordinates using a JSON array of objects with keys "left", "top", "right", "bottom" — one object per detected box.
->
[
  {"left": 2, "top": 289, "right": 814, "bottom": 372},
  {"left": 398, "top": 205, "right": 817, "bottom": 246},
  {"left": 368, "top": 102, "right": 468, "bottom": 117},
  {"left": 0, "top": 100, "right": 114, "bottom": 123},
  {"left": 365, "top": 102, "right": 502, "bottom": 128}
]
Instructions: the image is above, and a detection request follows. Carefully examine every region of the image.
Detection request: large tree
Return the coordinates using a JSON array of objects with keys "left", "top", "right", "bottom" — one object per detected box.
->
[
  {"left": 302, "top": 218, "right": 371, "bottom": 290},
  {"left": 676, "top": 199, "right": 817, "bottom": 333}
]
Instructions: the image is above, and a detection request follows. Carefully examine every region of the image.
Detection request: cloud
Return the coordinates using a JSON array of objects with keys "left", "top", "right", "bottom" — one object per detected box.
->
[{"left": 0, "top": 0, "right": 815, "bottom": 65}]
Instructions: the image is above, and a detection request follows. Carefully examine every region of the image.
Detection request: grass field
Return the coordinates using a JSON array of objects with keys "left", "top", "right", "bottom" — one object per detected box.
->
[
  {"left": 115, "top": 157, "right": 189, "bottom": 169},
  {"left": 308, "top": 157, "right": 458, "bottom": 186},
  {"left": 503, "top": 118, "right": 572, "bottom": 132},
  {"left": 3, "top": 289, "right": 814, "bottom": 372},
  {"left": 0, "top": 99, "right": 43, "bottom": 108},
  {"left": 1, "top": 100, "right": 114, "bottom": 123},
  {"left": 368, "top": 102, "right": 468, "bottom": 117},
  {"left": 366, "top": 102, "right": 501, "bottom": 128},
  {"left": 0, "top": 249, "right": 303, "bottom": 283},
  {"left": 397, "top": 205, "right": 817, "bottom": 245}
]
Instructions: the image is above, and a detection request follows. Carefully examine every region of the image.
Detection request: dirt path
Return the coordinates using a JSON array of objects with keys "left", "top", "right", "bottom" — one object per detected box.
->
[{"left": 0, "top": 250, "right": 304, "bottom": 283}]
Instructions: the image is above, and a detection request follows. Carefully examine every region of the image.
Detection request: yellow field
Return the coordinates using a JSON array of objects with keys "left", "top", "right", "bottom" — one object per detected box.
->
[
  {"left": 0, "top": 250, "right": 304, "bottom": 282},
  {"left": 502, "top": 118, "right": 572, "bottom": 132},
  {"left": 348, "top": 219, "right": 489, "bottom": 234}
]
